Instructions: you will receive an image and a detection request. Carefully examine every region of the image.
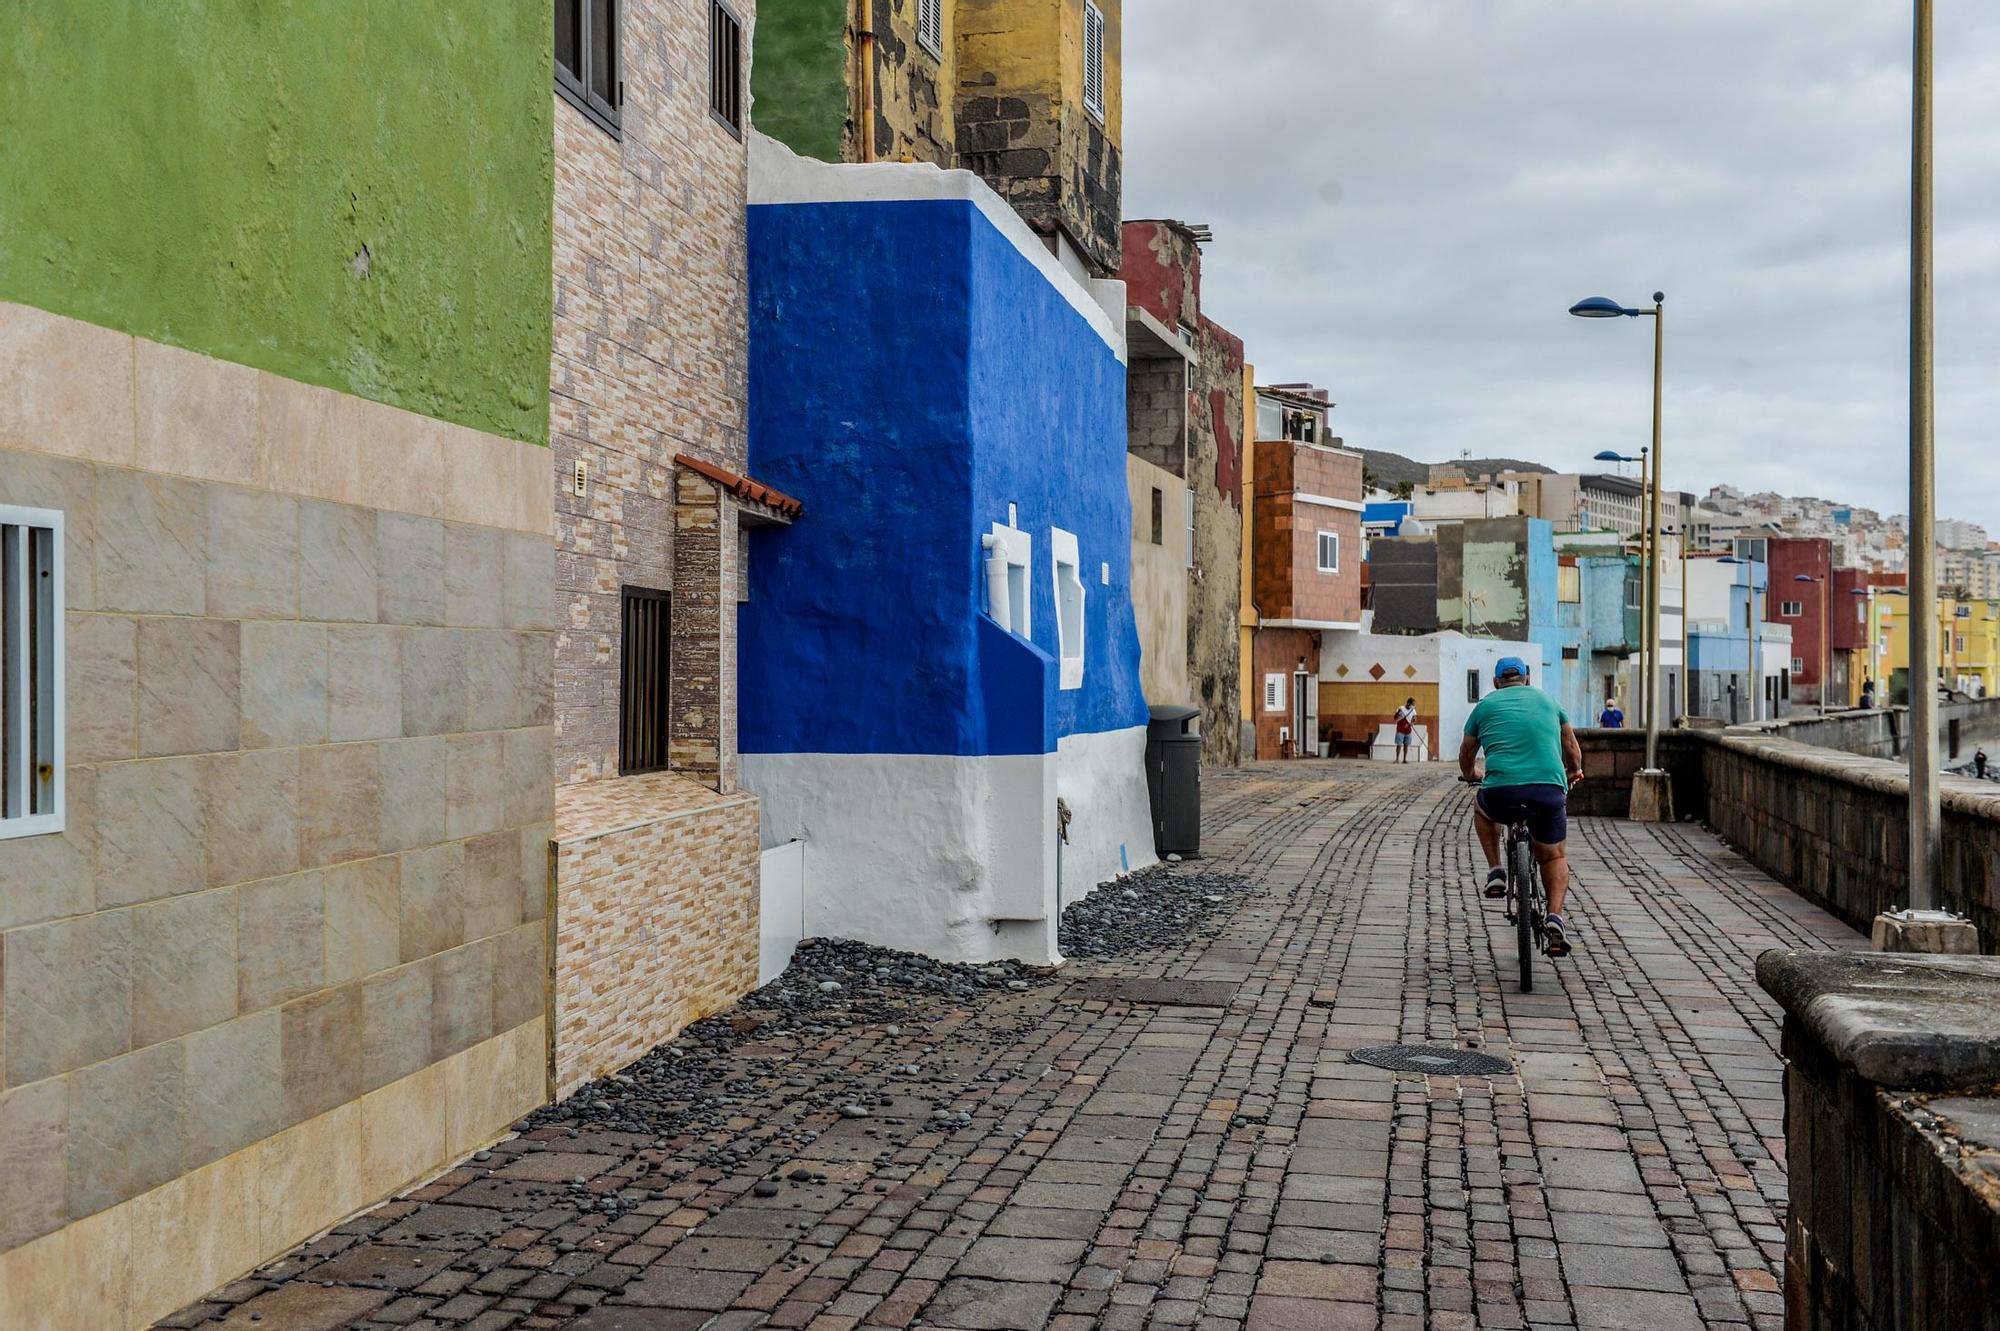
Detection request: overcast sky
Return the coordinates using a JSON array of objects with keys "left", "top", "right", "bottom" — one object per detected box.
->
[{"left": 1122, "top": 1, "right": 2000, "bottom": 535}]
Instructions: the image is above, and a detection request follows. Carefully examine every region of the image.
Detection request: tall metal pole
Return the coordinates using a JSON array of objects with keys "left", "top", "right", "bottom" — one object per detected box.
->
[
  {"left": 1821, "top": 575, "right": 1832, "bottom": 715},
  {"left": 1637, "top": 449, "right": 1652, "bottom": 730},
  {"left": 1643, "top": 298, "right": 1665, "bottom": 771},
  {"left": 1908, "top": 0, "right": 1941, "bottom": 909}
]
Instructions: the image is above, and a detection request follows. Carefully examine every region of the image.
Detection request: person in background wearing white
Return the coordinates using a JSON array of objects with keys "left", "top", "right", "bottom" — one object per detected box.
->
[{"left": 1393, "top": 698, "right": 1418, "bottom": 763}]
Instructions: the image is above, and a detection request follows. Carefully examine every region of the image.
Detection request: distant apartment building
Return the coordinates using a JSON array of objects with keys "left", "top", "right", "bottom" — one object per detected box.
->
[
  {"left": 1766, "top": 537, "right": 1833, "bottom": 706},
  {"left": 1937, "top": 518, "right": 1990, "bottom": 551},
  {"left": 1121, "top": 219, "right": 1247, "bottom": 763},
  {"left": 1941, "top": 550, "right": 2000, "bottom": 598},
  {"left": 0, "top": 7, "right": 557, "bottom": 1323},
  {"left": 1244, "top": 386, "right": 1363, "bottom": 759},
  {"left": 1832, "top": 568, "right": 1905, "bottom": 704}
]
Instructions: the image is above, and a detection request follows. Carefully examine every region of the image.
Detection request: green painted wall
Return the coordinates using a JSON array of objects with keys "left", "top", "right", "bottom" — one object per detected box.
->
[
  {"left": 752, "top": 0, "right": 851, "bottom": 163},
  {"left": 0, "top": 1, "right": 554, "bottom": 445}
]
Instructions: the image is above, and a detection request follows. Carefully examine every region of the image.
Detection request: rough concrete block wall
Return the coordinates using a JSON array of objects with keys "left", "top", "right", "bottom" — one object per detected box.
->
[
  {"left": 551, "top": 0, "right": 754, "bottom": 786},
  {"left": 0, "top": 317, "right": 555, "bottom": 1269},
  {"left": 1125, "top": 355, "right": 1186, "bottom": 476}
]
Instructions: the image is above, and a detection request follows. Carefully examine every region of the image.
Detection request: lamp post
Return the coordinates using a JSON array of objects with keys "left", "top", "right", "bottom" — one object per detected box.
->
[
  {"left": 1594, "top": 448, "right": 1650, "bottom": 724},
  {"left": 1851, "top": 587, "right": 1872, "bottom": 707},
  {"left": 1573, "top": 294, "right": 1669, "bottom": 820},
  {"left": 1796, "top": 573, "right": 1832, "bottom": 714},
  {"left": 1907, "top": 0, "right": 1942, "bottom": 911}
]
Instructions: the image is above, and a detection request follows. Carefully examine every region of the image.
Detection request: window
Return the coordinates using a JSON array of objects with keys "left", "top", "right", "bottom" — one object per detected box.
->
[
  {"left": 1263, "top": 673, "right": 1285, "bottom": 713},
  {"left": 1316, "top": 531, "right": 1340, "bottom": 574},
  {"left": 1561, "top": 646, "right": 1581, "bottom": 661},
  {"left": 1052, "top": 529, "right": 1085, "bottom": 689},
  {"left": 1255, "top": 396, "right": 1283, "bottom": 441},
  {"left": 556, "top": 0, "right": 622, "bottom": 136},
  {"left": 709, "top": 0, "right": 744, "bottom": 134},
  {"left": 1791, "top": 657, "right": 1805, "bottom": 673},
  {"left": 1781, "top": 600, "right": 1803, "bottom": 617},
  {"left": 618, "top": 586, "right": 670, "bottom": 774},
  {"left": 1857, "top": 600, "right": 1867, "bottom": 622},
  {"left": 1557, "top": 565, "right": 1581, "bottom": 603},
  {"left": 1149, "top": 488, "right": 1164, "bottom": 546},
  {"left": 916, "top": 0, "right": 943, "bottom": 59},
  {"left": 1, "top": 507, "right": 62, "bottom": 839},
  {"left": 1467, "top": 670, "right": 1481, "bottom": 703},
  {"left": 1082, "top": 1, "right": 1106, "bottom": 121}
]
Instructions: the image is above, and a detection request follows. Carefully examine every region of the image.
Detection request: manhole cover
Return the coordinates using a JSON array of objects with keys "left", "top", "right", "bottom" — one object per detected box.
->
[{"left": 1349, "top": 1045, "right": 1513, "bottom": 1077}]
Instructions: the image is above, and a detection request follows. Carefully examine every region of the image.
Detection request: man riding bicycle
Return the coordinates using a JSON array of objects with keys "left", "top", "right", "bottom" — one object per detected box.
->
[{"left": 1458, "top": 657, "right": 1585, "bottom": 957}]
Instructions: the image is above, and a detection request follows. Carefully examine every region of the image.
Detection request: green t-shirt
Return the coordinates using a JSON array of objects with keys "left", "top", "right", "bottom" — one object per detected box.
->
[{"left": 1465, "top": 684, "right": 1570, "bottom": 789}]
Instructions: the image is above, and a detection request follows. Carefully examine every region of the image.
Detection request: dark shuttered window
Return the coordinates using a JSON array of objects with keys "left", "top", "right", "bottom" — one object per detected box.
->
[
  {"left": 619, "top": 586, "right": 671, "bottom": 775},
  {"left": 556, "top": 0, "right": 621, "bottom": 136},
  {"left": 709, "top": 0, "right": 744, "bottom": 134}
]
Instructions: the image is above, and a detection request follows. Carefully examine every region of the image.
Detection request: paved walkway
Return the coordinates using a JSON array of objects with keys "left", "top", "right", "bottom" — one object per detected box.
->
[{"left": 160, "top": 763, "right": 1859, "bottom": 1331}]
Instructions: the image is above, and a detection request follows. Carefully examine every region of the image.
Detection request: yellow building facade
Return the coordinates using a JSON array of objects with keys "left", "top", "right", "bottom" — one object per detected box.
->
[{"left": 1861, "top": 592, "right": 2000, "bottom": 700}]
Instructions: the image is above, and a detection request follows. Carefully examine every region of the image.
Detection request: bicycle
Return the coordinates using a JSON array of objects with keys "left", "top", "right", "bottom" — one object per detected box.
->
[{"left": 1462, "top": 777, "right": 1548, "bottom": 993}]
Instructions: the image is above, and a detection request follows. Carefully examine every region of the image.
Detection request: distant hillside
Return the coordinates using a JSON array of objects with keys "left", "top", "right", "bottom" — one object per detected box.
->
[{"left": 1359, "top": 449, "right": 1552, "bottom": 491}]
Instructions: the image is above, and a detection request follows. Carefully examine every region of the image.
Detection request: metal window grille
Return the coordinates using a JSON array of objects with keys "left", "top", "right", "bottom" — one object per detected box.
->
[
  {"left": 1, "top": 506, "right": 63, "bottom": 839},
  {"left": 1082, "top": 2, "right": 1106, "bottom": 119},
  {"left": 555, "top": 0, "right": 622, "bottom": 135},
  {"left": 709, "top": 0, "right": 744, "bottom": 133},
  {"left": 619, "top": 586, "right": 671, "bottom": 775},
  {"left": 916, "top": 0, "right": 943, "bottom": 58},
  {"left": 1263, "top": 673, "right": 1284, "bottom": 712}
]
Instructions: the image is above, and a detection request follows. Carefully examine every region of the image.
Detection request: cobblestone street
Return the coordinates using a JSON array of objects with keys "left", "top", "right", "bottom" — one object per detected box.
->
[{"left": 159, "top": 763, "right": 1859, "bottom": 1331}]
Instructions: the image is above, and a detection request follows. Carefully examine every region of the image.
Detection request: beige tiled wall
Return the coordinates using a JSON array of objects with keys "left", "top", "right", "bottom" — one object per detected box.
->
[
  {"left": 550, "top": 772, "right": 759, "bottom": 1096},
  {"left": 0, "top": 310, "right": 558, "bottom": 1285}
]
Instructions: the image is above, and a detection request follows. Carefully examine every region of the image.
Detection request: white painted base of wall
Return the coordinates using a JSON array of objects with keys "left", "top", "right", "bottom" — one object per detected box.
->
[
  {"left": 759, "top": 839, "right": 805, "bottom": 984},
  {"left": 1056, "top": 725, "right": 1158, "bottom": 911},
  {"left": 741, "top": 726, "right": 1153, "bottom": 966}
]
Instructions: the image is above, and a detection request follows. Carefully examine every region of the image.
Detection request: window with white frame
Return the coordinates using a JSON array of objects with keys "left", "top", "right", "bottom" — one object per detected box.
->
[
  {"left": 1, "top": 506, "right": 64, "bottom": 839},
  {"left": 915, "top": 0, "right": 943, "bottom": 59},
  {"left": 1792, "top": 657, "right": 1805, "bottom": 673},
  {"left": 1082, "top": 1, "right": 1106, "bottom": 121},
  {"left": 1263, "top": 673, "right": 1285, "bottom": 713},
  {"left": 1781, "top": 600, "right": 1803, "bottom": 617},
  {"left": 1316, "top": 530, "right": 1339, "bottom": 574},
  {"left": 1051, "top": 527, "right": 1085, "bottom": 689}
]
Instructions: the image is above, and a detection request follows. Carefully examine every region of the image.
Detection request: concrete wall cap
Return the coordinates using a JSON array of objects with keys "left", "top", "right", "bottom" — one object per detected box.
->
[{"left": 1757, "top": 948, "right": 2000, "bottom": 1090}]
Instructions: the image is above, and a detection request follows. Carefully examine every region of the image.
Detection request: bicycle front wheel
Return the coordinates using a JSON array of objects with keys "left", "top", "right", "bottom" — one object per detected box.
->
[{"left": 1511, "top": 839, "right": 1535, "bottom": 993}]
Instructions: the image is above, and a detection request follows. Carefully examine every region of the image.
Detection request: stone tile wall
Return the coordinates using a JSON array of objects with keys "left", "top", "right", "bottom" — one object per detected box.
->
[
  {"left": 0, "top": 309, "right": 556, "bottom": 1302},
  {"left": 550, "top": 0, "right": 754, "bottom": 789},
  {"left": 550, "top": 773, "right": 759, "bottom": 1097}
]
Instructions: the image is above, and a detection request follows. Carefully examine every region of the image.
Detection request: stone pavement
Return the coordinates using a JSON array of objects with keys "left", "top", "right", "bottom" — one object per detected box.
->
[{"left": 156, "top": 762, "right": 1860, "bottom": 1331}]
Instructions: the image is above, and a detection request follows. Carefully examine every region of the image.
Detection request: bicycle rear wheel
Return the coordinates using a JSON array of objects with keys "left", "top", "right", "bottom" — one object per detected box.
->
[{"left": 1511, "top": 837, "right": 1535, "bottom": 992}]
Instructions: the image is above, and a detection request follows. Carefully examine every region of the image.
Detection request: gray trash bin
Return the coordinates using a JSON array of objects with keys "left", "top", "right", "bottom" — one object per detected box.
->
[{"left": 1145, "top": 705, "right": 1202, "bottom": 857}]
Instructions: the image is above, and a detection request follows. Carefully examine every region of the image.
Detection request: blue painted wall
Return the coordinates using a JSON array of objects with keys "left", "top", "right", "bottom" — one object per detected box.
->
[
  {"left": 739, "top": 197, "right": 1147, "bottom": 758},
  {"left": 1522, "top": 519, "right": 1588, "bottom": 719}
]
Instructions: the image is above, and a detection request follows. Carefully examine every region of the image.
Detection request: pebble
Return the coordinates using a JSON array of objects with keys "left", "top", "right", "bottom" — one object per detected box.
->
[
  {"left": 840, "top": 1104, "right": 870, "bottom": 1119},
  {"left": 753, "top": 1182, "right": 780, "bottom": 1198},
  {"left": 1059, "top": 864, "right": 1254, "bottom": 959}
]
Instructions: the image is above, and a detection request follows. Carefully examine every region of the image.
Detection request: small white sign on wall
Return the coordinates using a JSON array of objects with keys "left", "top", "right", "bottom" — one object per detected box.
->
[{"left": 1263, "top": 673, "right": 1286, "bottom": 712}]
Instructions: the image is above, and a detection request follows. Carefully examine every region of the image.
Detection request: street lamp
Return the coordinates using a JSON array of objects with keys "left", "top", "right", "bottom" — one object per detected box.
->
[
  {"left": 1907, "top": 0, "right": 1942, "bottom": 914},
  {"left": 1853, "top": 588, "right": 1874, "bottom": 707},
  {"left": 1795, "top": 573, "right": 1832, "bottom": 715},
  {"left": 1594, "top": 449, "right": 1652, "bottom": 723},
  {"left": 1572, "top": 293, "right": 1669, "bottom": 820}
]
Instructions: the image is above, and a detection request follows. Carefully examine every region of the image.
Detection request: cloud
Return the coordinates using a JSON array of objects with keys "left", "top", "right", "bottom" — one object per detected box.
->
[{"left": 1123, "top": 0, "right": 2000, "bottom": 535}]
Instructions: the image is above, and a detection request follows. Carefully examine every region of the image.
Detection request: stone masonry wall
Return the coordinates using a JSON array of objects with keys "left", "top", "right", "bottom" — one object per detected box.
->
[
  {"left": 1775, "top": 1000, "right": 2000, "bottom": 1329},
  {"left": 551, "top": 0, "right": 754, "bottom": 787},
  {"left": 0, "top": 307, "right": 554, "bottom": 1323}
]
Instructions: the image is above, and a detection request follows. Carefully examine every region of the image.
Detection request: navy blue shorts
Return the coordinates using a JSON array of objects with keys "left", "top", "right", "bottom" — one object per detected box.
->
[{"left": 1476, "top": 784, "right": 1569, "bottom": 846}]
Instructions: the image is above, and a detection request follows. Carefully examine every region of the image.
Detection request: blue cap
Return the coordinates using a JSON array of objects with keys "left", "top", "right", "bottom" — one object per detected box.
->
[{"left": 1494, "top": 656, "right": 1529, "bottom": 683}]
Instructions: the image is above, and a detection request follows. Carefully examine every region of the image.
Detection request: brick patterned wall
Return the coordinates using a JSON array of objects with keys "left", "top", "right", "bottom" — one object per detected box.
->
[
  {"left": 0, "top": 315, "right": 554, "bottom": 1259},
  {"left": 551, "top": 0, "right": 753, "bottom": 787},
  {"left": 550, "top": 774, "right": 760, "bottom": 1096}
]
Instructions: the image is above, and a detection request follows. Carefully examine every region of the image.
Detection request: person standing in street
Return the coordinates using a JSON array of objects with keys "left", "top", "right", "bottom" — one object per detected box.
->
[
  {"left": 1393, "top": 698, "right": 1418, "bottom": 763},
  {"left": 1598, "top": 697, "right": 1624, "bottom": 728},
  {"left": 1860, "top": 678, "right": 1876, "bottom": 709},
  {"left": 1977, "top": 747, "right": 1990, "bottom": 780}
]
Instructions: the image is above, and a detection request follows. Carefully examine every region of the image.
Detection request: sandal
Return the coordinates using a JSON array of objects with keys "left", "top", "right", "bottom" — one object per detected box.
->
[{"left": 1483, "top": 868, "right": 1507, "bottom": 899}]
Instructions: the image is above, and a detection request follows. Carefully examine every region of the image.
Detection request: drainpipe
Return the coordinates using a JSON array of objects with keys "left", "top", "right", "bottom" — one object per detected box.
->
[{"left": 855, "top": 6, "right": 877, "bottom": 163}]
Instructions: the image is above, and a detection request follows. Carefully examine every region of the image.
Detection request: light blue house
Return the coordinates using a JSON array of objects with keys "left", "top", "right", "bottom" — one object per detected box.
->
[{"left": 736, "top": 138, "right": 1154, "bottom": 964}]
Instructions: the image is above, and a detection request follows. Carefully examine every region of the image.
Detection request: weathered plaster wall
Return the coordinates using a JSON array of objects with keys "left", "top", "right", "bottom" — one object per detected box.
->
[
  {"left": 869, "top": 0, "right": 959, "bottom": 164},
  {"left": 1128, "top": 456, "right": 1191, "bottom": 704},
  {"left": 0, "top": 1, "right": 553, "bottom": 446},
  {"left": 751, "top": 0, "right": 852, "bottom": 162}
]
